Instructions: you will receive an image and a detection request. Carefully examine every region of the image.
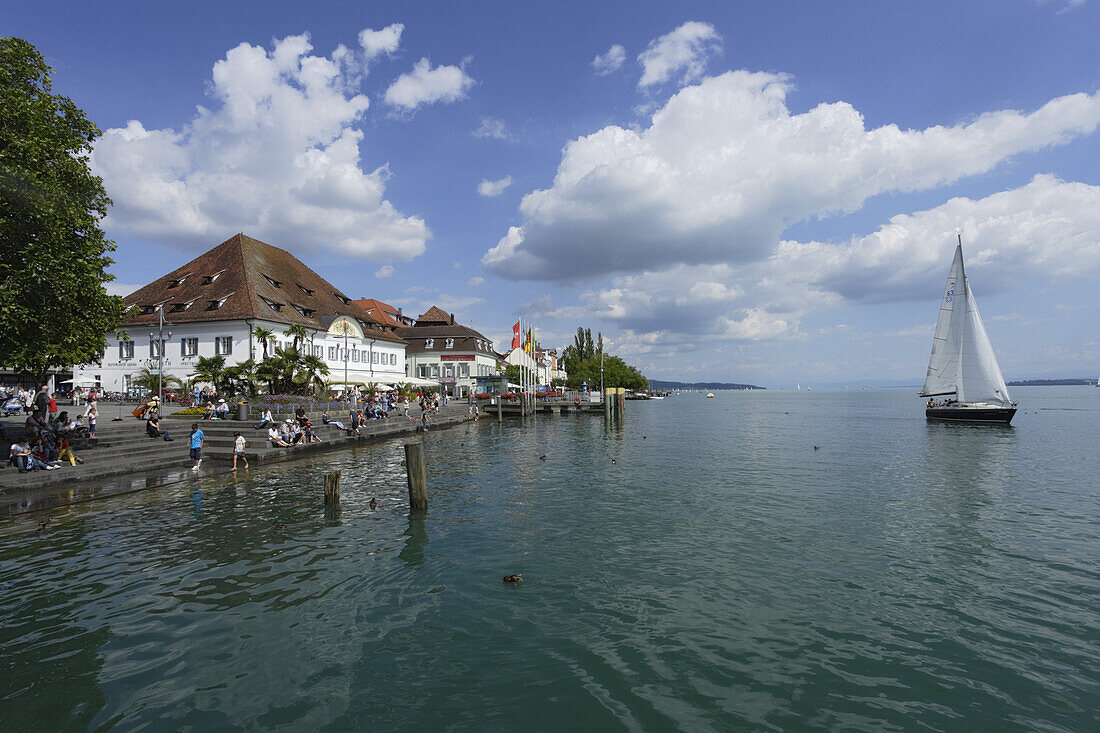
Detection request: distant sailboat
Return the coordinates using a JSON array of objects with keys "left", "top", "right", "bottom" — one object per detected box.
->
[{"left": 921, "top": 236, "right": 1017, "bottom": 424}]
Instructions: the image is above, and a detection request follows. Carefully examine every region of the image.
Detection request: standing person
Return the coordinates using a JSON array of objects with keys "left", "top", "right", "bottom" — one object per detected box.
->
[
  {"left": 189, "top": 423, "right": 204, "bottom": 472},
  {"left": 232, "top": 431, "right": 248, "bottom": 470},
  {"left": 48, "top": 392, "right": 58, "bottom": 420},
  {"left": 34, "top": 384, "right": 49, "bottom": 418},
  {"left": 85, "top": 402, "right": 98, "bottom": 439}
]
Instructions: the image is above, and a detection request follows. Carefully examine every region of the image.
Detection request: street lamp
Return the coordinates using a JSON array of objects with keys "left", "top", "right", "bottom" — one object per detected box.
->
[{"left": 149, "top": 307, "right": 172, "bottom": 407}]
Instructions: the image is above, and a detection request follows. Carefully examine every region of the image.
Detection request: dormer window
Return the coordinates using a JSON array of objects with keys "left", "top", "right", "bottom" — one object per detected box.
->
[
  {"left": 206, "top": 293, "right": 233, "bottom": 311},
  {"left": 261, "top": 296, "right": 283, "bottom": 314},
  {"left": 170, "top": 299, "right": 197, "bottom": 312},
  {"left": 168, "top": 274, "right": 190, "bottom": 288},
  {"left": 293, "top": 304, "right": 315, "bottom": 319},
  {"left": 297, "top": 284, "right": 314, "bottom": 296},
  {"left": 263, "top": 274, "right": 282, "bottom": 289},
  {"left": 333, "top": 292, "right": 351, "bottom": 305},
  {"left": 425, "top": 339, "right": 434, "bottom": 349},
  {"left": 203, "top": 270, "right": 225, "bottom": 285},
  {"left": 445, "top": 338, "right": 454, "bottom": 349},
  {"left": 140, "top": 305, "right": 157, "bottom": 315}
]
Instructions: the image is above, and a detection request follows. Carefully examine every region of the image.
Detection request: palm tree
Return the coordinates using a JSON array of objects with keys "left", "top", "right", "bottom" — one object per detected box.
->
[
  {"left": 285, "top": 324, "right": 309, "bottom": 352},
  {"left": 224, "top": 358, "right": 258, "bottom": 397},
  {"left": 189, "top": 355, "right": 228, "bottom": 394},
  {"left": 131, "top": 367, "right": 183, "bottom": 394},
  {"left": 251, "top": 326, "right": 275, "bottom": 360},
  {"left": 297, "top": 353, "right": 330, "bottom": 394}
]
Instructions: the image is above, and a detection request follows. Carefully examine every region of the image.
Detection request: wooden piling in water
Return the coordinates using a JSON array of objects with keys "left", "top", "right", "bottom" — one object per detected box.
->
[
  {"left": 405, "top": 442, "right": 428, "bottom": 511},
  {"left": 324, "top": 470, "right": 341, "bottom": 506}
]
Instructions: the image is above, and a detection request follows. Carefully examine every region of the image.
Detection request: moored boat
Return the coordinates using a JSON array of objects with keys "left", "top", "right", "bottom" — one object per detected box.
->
[{"left": 921, "top": 236, "right": 1017, "bottom": 424}]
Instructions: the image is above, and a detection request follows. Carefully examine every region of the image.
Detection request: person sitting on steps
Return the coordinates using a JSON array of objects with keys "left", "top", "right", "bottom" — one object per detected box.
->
[{"left": 146, "top": 415, "right": 172, "bottom": 441}]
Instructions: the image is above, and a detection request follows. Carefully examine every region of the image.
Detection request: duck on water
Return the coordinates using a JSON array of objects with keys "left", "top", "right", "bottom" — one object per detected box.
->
[{"left": 920, "top": 235, "right": 1017, "bottom": 424}]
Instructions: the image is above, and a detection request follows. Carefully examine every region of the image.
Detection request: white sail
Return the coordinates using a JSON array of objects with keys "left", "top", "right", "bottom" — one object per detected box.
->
[
  {"left": 957, "top": 279, "right": 1012, "bottom": 404},
  {"left": 922, "top": 245, "right": 964, "bottom": 397},
  {"left": 921, "top": 241, "right": 1012, "bottom": 405}
]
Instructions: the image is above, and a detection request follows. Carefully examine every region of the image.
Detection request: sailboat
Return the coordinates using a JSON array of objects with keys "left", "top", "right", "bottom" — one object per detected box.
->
[{"left": 921, "top": 236, "right": 1017, "bottom": 423}]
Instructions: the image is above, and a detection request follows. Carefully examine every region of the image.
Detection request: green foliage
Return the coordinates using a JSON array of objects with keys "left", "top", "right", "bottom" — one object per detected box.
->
[
  {"left": 250, "top": 327, "right": 274, "bottom": 359},
  {"left": 130, "top": 367, "right": 183, "bottom": 393},
  {"left": 561, "top": 326, "right": 648, "bottom": 391},
  {"left": 188, "top": 355, "right": 228, "bottom": 393},
  {"left": 252, "top": 345, "right": 329, "bottom": 395},
  {"left": 503, "top": 363, "right": 534, "bottom": 385},
  {"left": 0, "top": 38, "right": 126, "bottom": 379}
]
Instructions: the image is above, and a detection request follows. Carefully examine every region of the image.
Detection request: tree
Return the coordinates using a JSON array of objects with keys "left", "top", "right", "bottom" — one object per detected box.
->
[
  {"left": 284, "top": 324, "right": 308, "bottom": 351},
  {"left": 189, "top": 355, "right": 227, "bottom": 394},
  {"left": 223, "top": 358, "right": 258, "bottom": 397},
  {"left": 560, "top": 325, "right": 648, "bottom": 391},
  {"left": 0, "top": 38, "right": 126, "bottom": 380},
  {"left": 130, "top": 367, "right": 182, "bottom": 394},
  {"left": 251, "top": 327, "right": 274, "bottom": 359}
]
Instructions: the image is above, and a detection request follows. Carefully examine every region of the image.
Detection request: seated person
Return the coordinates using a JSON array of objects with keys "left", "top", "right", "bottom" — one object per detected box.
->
[
  {"left": 215, "top": 400, "right": 230, "bottom": 419},
  {"left": 288, "top": 423, "right": 304, "bottom": 445},
  {"left": 254, "top": 408, "right": 274, "bottom": 430},
  {"left": 295, "top": 406, "right": 308, "bottom": 427},
  {"left": 146, "top": 416, "right": 171, "bottom": 441},
  {"left": 303, "top": 420, "right": 321, "bottom": 443},
  {"left": 25, "top": 412, "right": 52, "bottom": 439},
  {"left": 321, "top": 410, "right": 345, "bottom": 429},
  {"left": 203, "top": 402, "right": 216, "bottom": 420},
  {"left": 57, "top": 437, "right": 82, "bottom": 465},
  {"left": 52, "top": 411, "right": 75, "bottom": 434},
  {"left": 279, "top": 420, "right": 294, "bottom": 444},
  {"left": 10, "top": 440, "right": 32, "bottom": 471},
  {"left": 268, "top": 426, "right": 290, "bottom": 447},
  {"left": 31, "top": 439, "right": 61, "bottom": 468}
]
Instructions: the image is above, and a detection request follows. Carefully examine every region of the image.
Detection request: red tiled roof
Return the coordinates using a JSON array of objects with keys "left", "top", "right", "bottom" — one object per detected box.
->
[
  {"left": 353, "top": 298, "right": 404, "bottom": 327},
  {"left": 122, "top": 233, "right": 405, "bottom": 343},
  {"left": 416, "top": 305, "right": 453, "bottom": 325}
]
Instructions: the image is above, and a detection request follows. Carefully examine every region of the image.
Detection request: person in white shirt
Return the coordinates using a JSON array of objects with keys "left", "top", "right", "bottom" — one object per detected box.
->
[
  {"left": 268, "top": 427, "right": 289, "bottom": 447},
  {"left": 232, "top": 432, "right": 248, "bottom": 470}
]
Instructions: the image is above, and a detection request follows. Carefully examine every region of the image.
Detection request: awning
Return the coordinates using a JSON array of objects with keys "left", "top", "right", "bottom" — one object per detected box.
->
[
  {"left": 61, "top": 377, "right": 99, "bottom": 386},
  {"left": 396, "top": 377, "right": 441, "bottom": 387}
]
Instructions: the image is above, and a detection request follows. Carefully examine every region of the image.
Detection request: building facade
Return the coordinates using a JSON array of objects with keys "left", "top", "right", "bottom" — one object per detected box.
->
[
  {"left": 397, "top": 306, "right": 499, "bottom": 398},
  {"left": 75, "top": 234, "right": 407, "bottom": 394}
]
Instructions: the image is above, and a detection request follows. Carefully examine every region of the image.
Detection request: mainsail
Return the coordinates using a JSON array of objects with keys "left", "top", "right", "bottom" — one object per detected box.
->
[{"left": 921, "top": 243, "right": 1012, "bottom": 405}]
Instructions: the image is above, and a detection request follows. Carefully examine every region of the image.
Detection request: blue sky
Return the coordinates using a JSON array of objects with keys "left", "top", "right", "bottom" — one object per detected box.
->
[{"left": 6, "top": 0, "right": 1099, "bottom": 386}]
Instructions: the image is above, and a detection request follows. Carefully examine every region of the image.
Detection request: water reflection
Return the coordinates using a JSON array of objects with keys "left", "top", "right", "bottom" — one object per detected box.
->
[{"left": 400, "top": 515, "right": 429, "bottom": 566}]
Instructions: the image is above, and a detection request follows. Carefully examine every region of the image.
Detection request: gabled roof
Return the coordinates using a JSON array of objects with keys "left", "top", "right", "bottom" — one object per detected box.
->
[
  {"left": 122, "top": 233, "right": 405, "bottom": 343},
  {"left": 353, "top": 298, "right": 406, "bottom": 327},
  {"left": 416, "top": 305, "right": 453, "bottom": 325}
]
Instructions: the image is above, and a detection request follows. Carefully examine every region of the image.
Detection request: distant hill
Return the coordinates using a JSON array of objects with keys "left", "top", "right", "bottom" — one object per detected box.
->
[
  {"left": 649, "top": 380, "right": 765, "bottom": 391},
  {"left": 1006, "top": 378, "right": 1095, "bottom": 386}
]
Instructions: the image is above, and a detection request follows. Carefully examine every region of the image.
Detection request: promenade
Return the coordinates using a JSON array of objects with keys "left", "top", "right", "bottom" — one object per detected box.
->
[{"left": 1, "top": 400, "right": 474, "bottom": 516}]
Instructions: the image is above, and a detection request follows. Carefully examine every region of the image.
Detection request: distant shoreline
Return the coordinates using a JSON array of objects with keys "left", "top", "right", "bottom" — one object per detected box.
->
[
  {"left": 1006, "top": 378, "right": 1096, "bottom": 386},
  {"left": 649, "top": 380, "right": 765, "bottom": 390}
]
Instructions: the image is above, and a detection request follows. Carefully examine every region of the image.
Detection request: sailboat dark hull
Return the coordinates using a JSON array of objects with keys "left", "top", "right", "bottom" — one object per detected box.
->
[{"left": 926, "top": 405, "right": 1016, "bottom": 424}]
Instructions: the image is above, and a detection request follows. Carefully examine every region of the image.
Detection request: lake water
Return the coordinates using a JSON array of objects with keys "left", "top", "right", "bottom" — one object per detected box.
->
[{"left": 1, "top": 387, "right": 1097, "bottom": 731}]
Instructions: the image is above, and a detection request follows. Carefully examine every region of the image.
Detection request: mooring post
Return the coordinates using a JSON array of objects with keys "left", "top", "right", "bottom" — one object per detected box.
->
[
  {"left": 405, "top": 442, "right": 428, "bottom": 511},
  {"left": 497, "top": 394, "right": 503, "bottom": 423},
  {"left": 324, "top": 470, "right": 341, "bottom": 506}
]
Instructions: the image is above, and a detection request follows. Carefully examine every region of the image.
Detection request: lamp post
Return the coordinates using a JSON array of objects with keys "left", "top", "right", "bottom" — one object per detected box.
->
[{"left": 149, "top": 308, "right": 172, "bottom": 407}]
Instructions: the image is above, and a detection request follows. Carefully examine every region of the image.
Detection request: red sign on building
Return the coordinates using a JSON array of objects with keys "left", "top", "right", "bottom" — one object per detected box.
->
[{"left": 440, "top": 355, "right": 475, "bottom": 361}]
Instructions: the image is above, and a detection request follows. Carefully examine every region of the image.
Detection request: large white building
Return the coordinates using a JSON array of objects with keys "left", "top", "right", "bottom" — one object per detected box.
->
[
  {"left": 75, "top": 234, "right": 408, "bottom": 394},
  {"left": 397, "top": 306, "right": 500, "bottom": 399}
]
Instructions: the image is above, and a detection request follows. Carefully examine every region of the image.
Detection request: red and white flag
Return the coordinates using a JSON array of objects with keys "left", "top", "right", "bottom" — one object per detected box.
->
[{"left": 511, "top": 320, "right": 521, "bottom": 349}]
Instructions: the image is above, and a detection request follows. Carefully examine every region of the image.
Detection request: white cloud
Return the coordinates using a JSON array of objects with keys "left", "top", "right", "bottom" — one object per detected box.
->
[
  {"left": 429, "top": 294, "right": 485, "bottom": 312},
  {"left": 359, "top": 24, "right": 403, "bottom": 65},
  {"left": 560, "top": 175, "right": 1100, "bottom": 349},
  {"left": 374, "top": 265, "right": 395, "bottom": 278},
  {"left": 637, "top": 21, "right": 722, "bottom": 88},
  {"left": 467, "top": 276, "right": 485, "bottom": 288},
  {"left": 472, "top": 117, "right": 511, "bottom": 140},
  {"left": 105, "top": 281, "right": 140, "bottom": 297},
  {"left": 592, "top": 44, "right": 626, "bottom": 76},
  {"left": 484, "top": 71, "right": 1100, "bottom": 281},
  {"left": 92, "top": 33, "right": 429, "bottom": 261},
  {"left": 384, "top": 58, "right": 475, "bottom": 110},
  {"left": 477, "top": 175, "right": 513, "bottom": 197}
]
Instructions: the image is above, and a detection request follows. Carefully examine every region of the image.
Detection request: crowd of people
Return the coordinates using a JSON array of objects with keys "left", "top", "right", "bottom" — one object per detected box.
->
[{"left": 5, "top": 384, "right": 95, "bottom": 473}]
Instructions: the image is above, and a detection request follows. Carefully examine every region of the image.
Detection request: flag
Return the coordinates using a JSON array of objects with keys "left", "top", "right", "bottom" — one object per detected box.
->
[
  {"left": 511, "top": 321, "right": 521, "bottom": 349},
  {"left": 524, "top": 328, "right": 533, "bottom": 353}
]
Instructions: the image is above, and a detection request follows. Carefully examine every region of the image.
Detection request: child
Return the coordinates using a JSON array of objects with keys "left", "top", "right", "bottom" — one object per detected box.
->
[
  {"left": 85, "top": 402, "right": 97, "bottom": 439},
  {"left": 189, "top": 423, "right": 204, "bottom": 471},
  {"left": 232, "top": 431, "right": 248, "bottom": 470}
]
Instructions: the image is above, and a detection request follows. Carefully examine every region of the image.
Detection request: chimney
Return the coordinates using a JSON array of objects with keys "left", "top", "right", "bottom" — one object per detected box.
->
[{"left": 450, "top": 312, "right": 455, "bottom": 325}]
